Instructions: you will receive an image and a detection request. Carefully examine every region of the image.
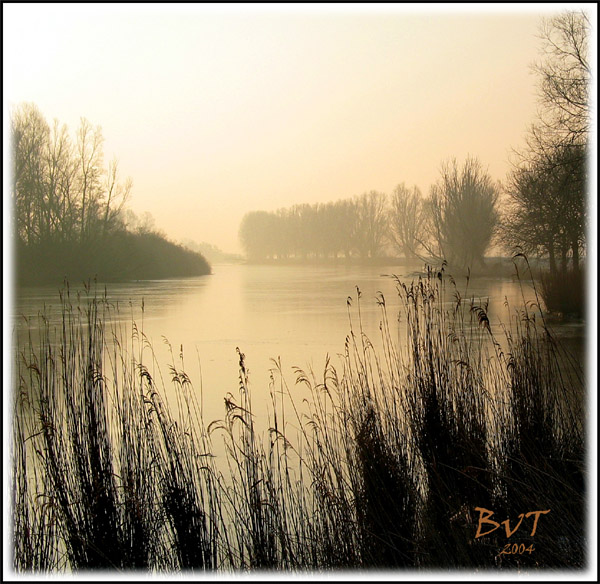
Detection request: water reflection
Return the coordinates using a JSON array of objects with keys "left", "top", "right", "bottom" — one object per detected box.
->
[{"left": 12, "top": 262, "right": 585, "bottom": 427}]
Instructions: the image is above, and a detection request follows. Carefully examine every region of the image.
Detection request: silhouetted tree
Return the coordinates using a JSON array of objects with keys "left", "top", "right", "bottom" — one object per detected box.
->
[
  {"left": 503, "top": 10, "right": 589, "bottom": 277},
  {"left": 389, "top": 183, "right": 426, "bottom": 259},
  {"left": 295, "top": 204, "right": 315, "bottom": 258},
  {"left": 45, "top": 119, "right": 78, "bottom": 243},
  {"left": 317, "top": 202, "right": 338, "bottom": 258},
  {"left": 426, "top": 158, "right": 499, "bottom": 270},
  {"left": 354, "top": 191, "right": 388, "bottom": 259},
  {"left": 239, "top": 210, "right": 279, "bottom": 260},
  {"left": 102, "top": 158, "right": 132, "bottom": 238},
  {"left": 11, "top": 103, "right": 49, "bottom": 245},
  {"left": 11, "top": 104, "right": 132, "bottom": 248},
  {"left": 333, "top": 199, "right": 359, "bottom": 258},
  {"left": 286, "top": 204, "right": 308, "bottom": 258},
  {"left": 504, "top": 143, "right": 586, "bottom": 277},
  {"left": 76, "top": 118, "right": 104, "bottom": 243},
  {"left": 533, "top": 10, "right": 590, "bottom": 149},
  {"left": 239, "top": 199, "right": 365, "bottom": 261},
  {"left": 10, "top": 103, "right": 209, "bottom": 284}
]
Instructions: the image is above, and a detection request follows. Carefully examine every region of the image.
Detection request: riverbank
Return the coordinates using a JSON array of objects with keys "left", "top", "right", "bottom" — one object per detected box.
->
[
  {"left": 14, "top": 230, "right": 211, "bottom": 286},
  {"left": 240, "top": 255, "right": 547, "bottom": 279}
]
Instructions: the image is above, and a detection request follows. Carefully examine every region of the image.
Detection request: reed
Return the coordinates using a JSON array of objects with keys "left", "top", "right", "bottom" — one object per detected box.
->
[{"left": 11, "top": 267, "right": 586, "bottom": 573}]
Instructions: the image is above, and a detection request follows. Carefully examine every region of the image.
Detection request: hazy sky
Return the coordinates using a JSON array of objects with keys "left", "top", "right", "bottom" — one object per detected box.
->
[{"left": 3, "top": 4, "right": 595, "bottom": 253}]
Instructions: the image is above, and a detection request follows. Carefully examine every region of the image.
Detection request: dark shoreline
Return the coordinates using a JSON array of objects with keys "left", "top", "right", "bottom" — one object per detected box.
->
[{"left": 14, "top": 230, "right": 211, "bottom": 287}]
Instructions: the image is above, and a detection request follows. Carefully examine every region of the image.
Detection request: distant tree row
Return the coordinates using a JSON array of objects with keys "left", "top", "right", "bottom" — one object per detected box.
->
[
  {"left": 239, "top": 193, "right": 388, "bottom": 262},
  {"left": 239, "top": 157, "right": 500, "bottom": 270},
  {"left": 240, "top": 12, "right": 589, "bottom": 280}
]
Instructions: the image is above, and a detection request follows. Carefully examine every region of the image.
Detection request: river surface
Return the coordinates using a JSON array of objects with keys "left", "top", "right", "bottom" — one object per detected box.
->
[{"left": 11, "top": 261, "right": 586, "bottom": 427}]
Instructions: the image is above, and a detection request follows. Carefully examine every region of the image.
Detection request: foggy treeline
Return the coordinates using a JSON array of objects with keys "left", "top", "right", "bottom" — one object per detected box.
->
[
  {"left": 9, "top": 11, "right": 589, "bottom": 303},
  {"left": 239, "top": 157, "right": 500, "bottom": 270},
  {"left": 239, "top": 145, "right": 585, "bottom": 275},
  {"left": 10, "top": 104, "right": 210, "bottom": 284},
  {"left": 240, "top": 11, "right": 589, "bottom": 292}
]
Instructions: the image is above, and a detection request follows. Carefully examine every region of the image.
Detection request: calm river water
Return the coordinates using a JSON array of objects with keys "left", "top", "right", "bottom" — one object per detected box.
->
[{"left": 11, "top": 261, "right": 586, "bottom": 427}]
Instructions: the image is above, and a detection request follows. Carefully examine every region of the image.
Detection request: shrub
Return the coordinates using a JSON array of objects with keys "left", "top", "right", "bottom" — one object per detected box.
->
[{"left": 539, "top": 267, "right": 586, "bottom": 319}]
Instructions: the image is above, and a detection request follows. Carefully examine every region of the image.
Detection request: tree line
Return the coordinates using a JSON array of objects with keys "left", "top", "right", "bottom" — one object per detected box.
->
[
  {"left": 240, "top": 11, "right": 589, "bottom": 281},
  {"left": 10, "top": 103, "right": 210, "bottom": 284},
  {"left": 11, "top": 103, "right": 131, "bottom": 248},
  {"left": 239, "top": 157, "right": 500, "bottom": 270},
  {"left": 504, "top": 11, "right": 589, "bottom": 279}
]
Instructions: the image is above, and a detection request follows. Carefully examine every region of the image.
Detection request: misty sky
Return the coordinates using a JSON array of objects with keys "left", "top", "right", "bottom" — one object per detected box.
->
[{"left": 3, "top": 4, "right": 593, "bottom": 254}]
